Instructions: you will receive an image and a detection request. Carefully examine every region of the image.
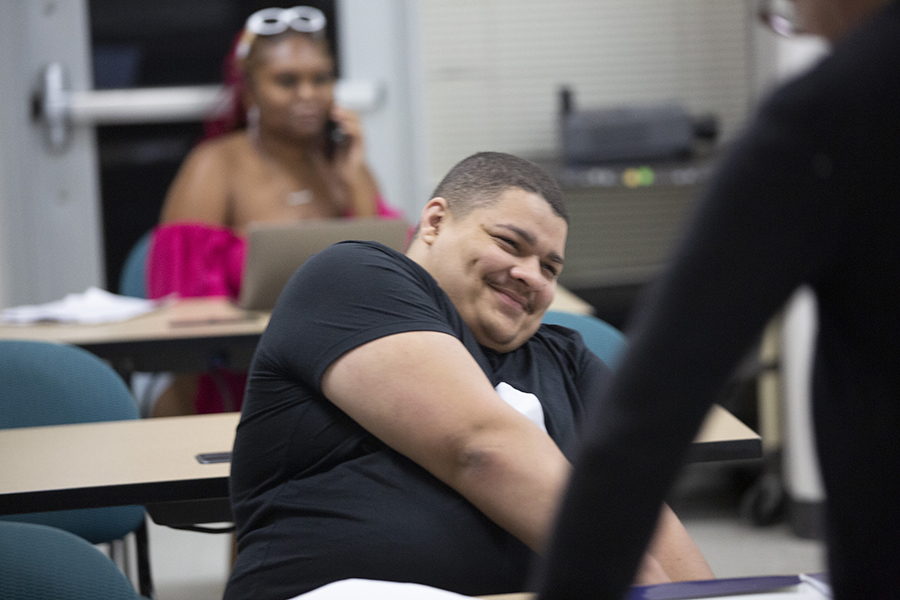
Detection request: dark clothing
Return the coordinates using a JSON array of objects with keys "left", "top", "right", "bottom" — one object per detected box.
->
[
  {"left": 538, "top": 4, "right": 900, "bottom": 600},
  {"left": 225, "top": 241, "right": 611, "bottom": 600}
]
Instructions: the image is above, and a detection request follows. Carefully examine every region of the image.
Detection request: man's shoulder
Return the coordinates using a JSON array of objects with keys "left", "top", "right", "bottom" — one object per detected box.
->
[
  {"left": 300, "top": 240, "right": 401, "bottom": 276},
  {"left": 286, "top": 240, "right": 442, "bottom": 308},
  {"left": 307, "top": 241, "right": 429, "bottom": 284},
  {"left": 315, "top": 239, "right": 405, "bottom": 263}
]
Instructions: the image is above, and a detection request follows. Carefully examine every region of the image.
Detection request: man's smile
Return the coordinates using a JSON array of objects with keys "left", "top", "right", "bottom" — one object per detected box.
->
[{"left": 489, "top": 282, "right": 532, "bottom": 314}]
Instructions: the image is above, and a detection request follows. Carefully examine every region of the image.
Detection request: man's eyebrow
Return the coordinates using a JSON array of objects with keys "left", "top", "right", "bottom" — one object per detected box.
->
[{"left": 497, "top": 224, "right": 565, "bottom": 265}]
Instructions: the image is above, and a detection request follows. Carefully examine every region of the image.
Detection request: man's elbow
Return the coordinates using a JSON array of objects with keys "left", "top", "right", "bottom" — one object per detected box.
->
[
  {"left": 442, "top": 429, "right": 517, "bottom": 485},
  {"left": 444, "top": 425, "right": 547, "bottom": 488}
]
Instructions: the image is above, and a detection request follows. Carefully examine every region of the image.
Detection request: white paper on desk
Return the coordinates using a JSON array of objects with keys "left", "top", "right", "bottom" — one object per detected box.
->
[
  {"left": 287, "top": 579, "right": 472, "bottom": 600},
  {"left": 0, "top": 287, "right": 157, "bottom": 325},
  {"left": 288, "top": 578, "right": 832, "bottom": 600}
]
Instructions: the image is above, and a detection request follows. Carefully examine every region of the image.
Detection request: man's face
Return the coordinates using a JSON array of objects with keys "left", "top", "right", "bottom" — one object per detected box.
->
[{"left": 418, "top": 188, "right": 567, "bottom": 353}]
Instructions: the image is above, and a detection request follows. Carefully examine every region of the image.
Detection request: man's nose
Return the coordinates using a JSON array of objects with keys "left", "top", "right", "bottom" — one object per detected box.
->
[{"left": 510, "top": 256, "right": 545, "bottom": 288}]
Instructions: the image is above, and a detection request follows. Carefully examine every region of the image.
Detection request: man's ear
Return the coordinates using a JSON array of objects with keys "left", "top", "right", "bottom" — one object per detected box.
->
[{"left": 418, "top": 197, "right": 449, "bottom": 246}]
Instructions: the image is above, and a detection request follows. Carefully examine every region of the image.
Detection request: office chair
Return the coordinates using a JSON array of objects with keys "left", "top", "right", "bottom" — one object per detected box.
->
[
  {"left": 119, "top": 230, "right": 152, "bottom": 298},
  {"left": 542, "top": 310, "right": 627, "bottom": 368},
  {"left": 0, "top": 521, "right": 146, "bottom": 600},
  {"left": 0, "top": 340, "right": 153, "bottom": 598}
]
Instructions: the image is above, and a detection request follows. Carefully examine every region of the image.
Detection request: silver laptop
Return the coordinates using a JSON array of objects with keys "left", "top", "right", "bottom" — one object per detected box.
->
[{"left": 238, "top": 218, "right": 410, "bottom": 311}]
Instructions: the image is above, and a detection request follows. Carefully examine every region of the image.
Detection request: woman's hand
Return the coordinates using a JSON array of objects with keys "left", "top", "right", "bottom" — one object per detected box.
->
[
  {"left": 327, "top": 105, "right": 379, "bottom": 217},
  {"left": 329, "top": 106, "right": 367, "bottom": 176}
]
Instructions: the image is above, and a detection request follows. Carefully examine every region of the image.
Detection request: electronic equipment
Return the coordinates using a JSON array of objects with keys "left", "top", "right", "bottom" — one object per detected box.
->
[
  {"left": 239, "top": 218, "right": 410, "bottom": 311},
  {"left": 559, "top": 87, "right": 717, "bottom": 165}
]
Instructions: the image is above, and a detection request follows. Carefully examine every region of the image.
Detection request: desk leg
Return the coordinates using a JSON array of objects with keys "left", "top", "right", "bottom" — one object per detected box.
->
[{"left": 135, "top": 518, "right": 155, "bottom": 599}]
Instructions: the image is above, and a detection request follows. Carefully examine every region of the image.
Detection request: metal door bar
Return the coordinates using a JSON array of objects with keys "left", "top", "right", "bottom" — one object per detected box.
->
[{"left": 33, "top": 62, "right": 383, "bottom": 153}]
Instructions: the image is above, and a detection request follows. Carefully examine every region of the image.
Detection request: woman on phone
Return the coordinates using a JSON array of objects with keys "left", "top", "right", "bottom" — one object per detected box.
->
[{"left": 148, "top": 6, "right": 402, "bottom": 416}]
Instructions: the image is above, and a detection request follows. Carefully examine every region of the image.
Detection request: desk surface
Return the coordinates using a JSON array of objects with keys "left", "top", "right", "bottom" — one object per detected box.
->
[
  {"left": 0, "top": 289, "right": 591, "bottom": 346},
  {"left": 0, "top": 297, "right": 268, "bottom": 345},
  {"left": 0, "top": 405, "right": 759, "bottom": 525},
  {"left": 0, "top": 291, "right": 591, "bottom": 372},
  {"left": 0, "top": 298, "right": 269, "bottom": 373},
  {"left": 0, "top": 413, "right": 238, "bottom": 521}
]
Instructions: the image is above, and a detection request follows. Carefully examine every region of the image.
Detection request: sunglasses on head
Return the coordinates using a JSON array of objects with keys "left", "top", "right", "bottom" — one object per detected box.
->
[{"left": 237, "top": 6, "right": 327, "bottom": 59}]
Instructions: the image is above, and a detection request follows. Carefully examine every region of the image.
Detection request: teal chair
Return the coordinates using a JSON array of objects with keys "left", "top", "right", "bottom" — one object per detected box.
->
[
  {"left": 0, "top": 521, "right": 146, "bottom": 600},
  {"left": 542, "top": 310, "right": 627, "bottom": 368},
  {"left": 119, "top": 230, "right": 152, "bottom": 298},
  {"left": 0, "top": 340, "right": 153, "bottom": 597}
]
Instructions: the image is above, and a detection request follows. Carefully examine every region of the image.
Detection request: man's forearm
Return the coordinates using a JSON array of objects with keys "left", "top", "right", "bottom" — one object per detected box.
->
[{"left": 646, "top": 504, "right": 715, "bottom": 581}]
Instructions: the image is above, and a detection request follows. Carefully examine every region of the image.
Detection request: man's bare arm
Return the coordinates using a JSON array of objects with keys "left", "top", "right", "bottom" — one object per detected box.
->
[
  {"left": 644, "top": 504, "right": 715, "bottom": 581},
  {"left": 322, "top": 329, "right": 714, "bottom": 580},
  {"left": 322, "top": 330, "right": 570, "bottom": 550}
]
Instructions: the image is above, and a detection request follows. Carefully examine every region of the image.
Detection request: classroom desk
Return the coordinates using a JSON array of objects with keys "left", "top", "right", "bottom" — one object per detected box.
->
[
  {"left": 0, "top": 406, "right": 759, "bottom": 527},
  {"left": 0, "top": 291, "right": 590, "bottom": 375},
  {"left": 0, "top": 413, "right": 238, "bottom": 526},
  {"left": 0, "top": 297, "right": 269, "bottom": 374}
]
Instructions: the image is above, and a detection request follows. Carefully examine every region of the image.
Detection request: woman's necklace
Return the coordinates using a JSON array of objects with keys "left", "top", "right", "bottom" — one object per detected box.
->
[
  {"left": 286, "top": 190, "right": 311, "bottom": 206},
  {"left": 252, "top": 134, "right": 315, "bottom": 208}
]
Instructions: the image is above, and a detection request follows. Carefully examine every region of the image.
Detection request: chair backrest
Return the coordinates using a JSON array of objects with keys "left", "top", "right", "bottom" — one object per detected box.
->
[
  {"left": 119, "top": 230, "right": 152, "bottom": 298},
  {"left": 0, "top": 340, "right": 145, "bottom": 543},
  {"left": 0, "top": 521, "right": 144, "bottom": 600},
  {"left": 542, "top": 310, "right": 628, "bottom": 368}
]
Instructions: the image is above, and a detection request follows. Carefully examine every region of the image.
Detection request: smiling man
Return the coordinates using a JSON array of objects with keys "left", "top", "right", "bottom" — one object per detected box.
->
[{"left": 224, "top": 152, "right": 712, "bottom": 600}]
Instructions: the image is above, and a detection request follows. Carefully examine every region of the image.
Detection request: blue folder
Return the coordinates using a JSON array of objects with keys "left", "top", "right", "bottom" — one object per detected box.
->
[{"left": 627, "top": 573, "right": 830, "bottom": 600}]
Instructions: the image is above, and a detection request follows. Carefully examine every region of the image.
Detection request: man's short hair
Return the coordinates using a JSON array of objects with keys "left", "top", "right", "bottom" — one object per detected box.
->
[{"left": 430, "top": 152, "right": 568, "bottom": 223}]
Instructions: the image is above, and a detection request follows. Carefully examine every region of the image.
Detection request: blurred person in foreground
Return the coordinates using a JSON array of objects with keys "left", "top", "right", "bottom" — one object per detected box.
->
[
  {"left": 147, "top": 6, "right": 402, "bottom": 416},
  {"left": 538, "top": 1, "right": 900, "bottom": 598},
  {"left": 224, "top": 152, "right": 713, "bottom": 600}
]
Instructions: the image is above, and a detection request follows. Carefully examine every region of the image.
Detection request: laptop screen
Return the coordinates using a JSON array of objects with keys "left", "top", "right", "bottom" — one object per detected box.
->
[{"left": 238, "top": 218, "right": 410, "bottom": 311}]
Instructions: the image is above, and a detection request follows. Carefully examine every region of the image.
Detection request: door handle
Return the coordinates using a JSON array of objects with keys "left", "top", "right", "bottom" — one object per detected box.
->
[{"left": 32, "top": 62, "right": 384, "bottom": 153}]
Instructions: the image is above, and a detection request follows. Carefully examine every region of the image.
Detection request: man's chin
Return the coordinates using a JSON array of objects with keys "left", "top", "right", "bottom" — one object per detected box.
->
[{"left": 478, "top": 319, "right": 539, "bottom": 353}]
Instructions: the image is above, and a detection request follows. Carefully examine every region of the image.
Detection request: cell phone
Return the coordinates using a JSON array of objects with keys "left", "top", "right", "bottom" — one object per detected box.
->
[
  {"left": 324, "top": 118, "right": 347, "bottom": 157},
  {"left": 196, "top": 451, "right": 233, "bottom": 464}
]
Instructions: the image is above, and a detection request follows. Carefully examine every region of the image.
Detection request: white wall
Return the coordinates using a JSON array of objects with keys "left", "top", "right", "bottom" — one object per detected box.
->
[
  {"left": 418, "top": 0, "right": 757, "bottom": 184},
  {"left": 337, "top": 0, "right": 432, "bottom": 220}
]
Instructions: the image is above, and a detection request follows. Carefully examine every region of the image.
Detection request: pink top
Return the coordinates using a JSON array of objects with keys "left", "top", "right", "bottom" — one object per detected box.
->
[
  {"left": 147, "top": 197, "right": 405, "bottom": 302},
  {"left": 147, "top": 222, "right": 245, "bottom": 301}
]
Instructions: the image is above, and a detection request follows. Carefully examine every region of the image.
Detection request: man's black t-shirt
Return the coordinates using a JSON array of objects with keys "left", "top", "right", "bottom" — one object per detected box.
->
[{"left": 225, "top": 241, "right": 611, "bottom": 600}]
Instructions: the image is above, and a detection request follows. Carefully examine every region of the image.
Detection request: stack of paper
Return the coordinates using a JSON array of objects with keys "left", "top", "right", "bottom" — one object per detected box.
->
[{"left": 0, "top": 287, "right": 157, "bottom": 325}]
